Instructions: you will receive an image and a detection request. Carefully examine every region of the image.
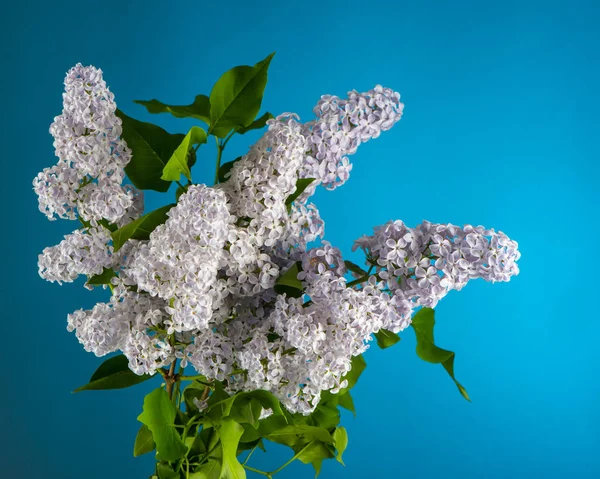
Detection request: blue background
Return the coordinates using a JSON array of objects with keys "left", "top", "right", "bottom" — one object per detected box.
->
[{"left": 1, "top": 0, "right": 598, "bottom": 477}]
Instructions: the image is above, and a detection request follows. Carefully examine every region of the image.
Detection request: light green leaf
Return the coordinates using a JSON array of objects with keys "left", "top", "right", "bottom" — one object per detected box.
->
[
  {"left": 274, "top": 262, "right": 303, "bottom": 298},
  {"left": 86, "top": 267, "right": 116, "bottom": 286},
  {"left": 162, "top": 126, "right": 208, "bottom": 181},
  {"left": 111, "top": 204, "right": 175, "bottom": 251},
  {"left": 411, "top": 308, "right": 471, "bottom": 401},
  {"left": 209, "top": 53, "right": 275, "bottom": 138},
  {"left": 191, "top": 459, "right": 221, "bottom": 479},
  {"left": 285, "top": 178, "right": 316, "bottom": 212},
  {"left": 332, "top": 427, "right": 348, "bottom": 465},
  {"left": 137, "top": 388, "right": 187, "bottom": 462},
  {"left": 116, "top": 109, "right": 185, "bottom": 192},
  {"left": 235, "top": 112, "right": 273, "bottom": 135},
  {"left": 73, "top": 354, "right": 153, "bottom": 392},
  {"left": 295, "top": 440, "right": 334, "bottom": 466},
  {"left": 134, "top": 95, "right": 211, "bottom": 124},
  {"left": 267, "top": 425, "right": 334, "bottom": 448},
  {"left": 374, "top": 329, "right": 401, "bottom": 349},
  {"left": 157, "top": 463, "right": 179, "bottom": 479},
  {"left": 219, "top": 419, "right": 246, "bottom": 479},
  {"left": 133, "top": 424, "right": 155, "bottom": 457}
]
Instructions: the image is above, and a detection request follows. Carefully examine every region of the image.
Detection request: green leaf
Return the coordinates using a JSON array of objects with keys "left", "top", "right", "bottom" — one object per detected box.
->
[
  {"left": 230, "top": 398, "right": 263, "bottom": 427},
  {"left": 134, "top": 95, "right": 211, "bottom": 124},
  {"left": 157, "top": 463, "right": 179, "bottom": 479},
  {"left": 209, "top": 53, "right": 275, "bottom": 138},
  {"left": 374, "top": 329, "right": 401, "bottom": 349},
  {"left": 116, "top": 109, "right": 185, "bottom": 192},
  {"left": 410, "top": 308, "right": 471, "bottom": 401},
  {"left": 344, "top": 260, "right": 368, "bottom": 276},
  {"left": 162, "top": 126, "right": 208, "bottom": 182},
  {"left": 183, "top": 381, "right": 207, "bottom": 414},
  {"left": 295, "top": 440, "right": 334, "bottom": 467},
  {"left": 274, "top": 262, "right": 303, "bottom": 298},
  {"left": 73, "top": 354, "right": 153, "bottom": 392},
  {"left": 308, "top": 402, "right": 340, "bottom": 429},
  {"left": 176, "top": 184, "right": 187, "bottom": 201},
  {"left": 218, "top": 157, "right": 242, "bottom": 183},
  {"left": 337, "top": 355, "right": 366, "bottom": 396},
  {"left": 111, "top": 204, "right": 175, "bottom": 251},
  {"left": 332, "top": 427, "right": 348, "bottom": 465},
  {"left": 235, "top": 112, "right": 273, "bottom": 135},
  {"left": 219, "top": 419, "right": 246, "bottom": 479},
  {"left": 267, "top": 425, "right": 334, "bottom": 447},
  {"left": 137, "top": 388, "right": 188, "bottom": 462},
  {"left": 86, "top": 267, "right": 116, "bottom": 286},
  {"left": 337, "top": 392, "right": 355, "bottom": 414},
  {"left": 133, "top": 424, "right": 155, "bottom": 457},
  {"left": 285, "top": 178, "right": 316, "bottom": 212},
  {"left": 191, "top": 459, "right": 221, "bottom": 479}
]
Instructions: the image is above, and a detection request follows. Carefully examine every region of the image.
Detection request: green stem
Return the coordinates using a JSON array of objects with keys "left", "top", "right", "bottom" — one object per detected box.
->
[
  {"left": 214, "top": 137, "right": 224, "bottom": 185},
  {"left": 270, "top": 441, "right": 314, "bottom": 475},
  {"left": 172, "top": 364, "right": 185, "bottom": 406},
  {"left": 242, "top": 445, "right": 258, "bottom": 465},
  {"left": 242, "top": 465, "right": 271, "bottom": 477},
  {"left": 165, "top": 360, "right": 177, "bottom": 399}
]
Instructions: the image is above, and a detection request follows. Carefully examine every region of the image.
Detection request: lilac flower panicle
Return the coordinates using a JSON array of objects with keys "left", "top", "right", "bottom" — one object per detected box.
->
[{"left": 36, "top": 65, "right": 520, "bottom": 413}]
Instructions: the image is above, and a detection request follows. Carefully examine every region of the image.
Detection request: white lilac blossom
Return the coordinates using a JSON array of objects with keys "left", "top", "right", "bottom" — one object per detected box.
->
[
  {"left": 33, "top": 63, "right": 133, "bottom": 224},
  {"left": 299, "top": 85, "right": 404, "bottom": 191},
  {"left": 353, "top": 220, "right": 521, "bottom": 309},
  {"left": 38, "top": 225, "right": 113, "bottom": 284},
  {"left": 36, "top": 66, "right": 521, "bottom": 415},
  {"left": 125, "top": 185, "right": 233, "bottom": 333}
]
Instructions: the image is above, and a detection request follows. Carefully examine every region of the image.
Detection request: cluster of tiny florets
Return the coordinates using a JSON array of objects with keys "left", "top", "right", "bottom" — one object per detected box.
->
[{"left": 35, "top": 65, "right": 520, "bottom": 415}]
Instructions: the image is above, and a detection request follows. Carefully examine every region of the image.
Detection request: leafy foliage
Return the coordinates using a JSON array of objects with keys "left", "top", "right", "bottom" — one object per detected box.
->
[
  {"left": 410, "top": 308, "right": 471, "bottom": 401},
  {"left": 274, "top": 262, "right": 303, "bottom": 298},
  {"left": 374, "top": 329, "right": 401, "bottom": 349},
  {"left": 134, "top": 95, "right": 211, "bottom": 124},
  {"left": 116, "top": 109, "right": 185, "bottom": 192},
  {"left": 162, "top": 126, "right": 207, "bottom": 182},
  {"left": 209, "top": 53, "right": 274, "bottom": 138},
  {"left": 138, "top": 388, "right": 188, "bottom": 462},
  {"left": 73, "top": 354, "right": 154, "bottom": 392},
  {"left": 285, "top": 178, "right": 315, "bottom": 212},
  {"left": 111, "top": 204, "right": 175, "bottom": 251}
]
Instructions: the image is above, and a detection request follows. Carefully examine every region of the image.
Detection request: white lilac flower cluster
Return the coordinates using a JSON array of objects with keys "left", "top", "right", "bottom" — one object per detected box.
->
[
  {"left": 35, "top": 65, "right": 520, "bottom": 415},
  {"left": 33, "top": 63, "right": 142, "bottom": 224}
]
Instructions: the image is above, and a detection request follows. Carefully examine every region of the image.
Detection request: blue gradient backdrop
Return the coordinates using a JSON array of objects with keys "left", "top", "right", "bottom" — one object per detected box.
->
[{"left": 1, "top": 0, "right": 598, "bottom": 478}]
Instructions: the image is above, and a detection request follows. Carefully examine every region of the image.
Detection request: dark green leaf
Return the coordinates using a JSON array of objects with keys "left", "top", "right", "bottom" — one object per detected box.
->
[
  {"left": 137, "top": 388, "right": 188, "bottom": 461},
  {"left": 111, "top": 204, "right": 175, "bottom": 251},
  {"left": 230, "top": 398, "right": 263, "bottom": 427},
  {"left": 374, "top": 329, "right": 401, "bottom": 349},
  {"left": 157, "top": 463, "right": 179, "bottom": 479},
  {"left": 209, "top": 53, "right": 275, "bottom": 138},
  {"left": 218, "top": 157, "right": 242, "bottom": 183},
  {"left": 73, "top": 354, "right": 153, "bottom": 392},
  {"left": 86, "top": 267, "right": 116, "bottom": 286},
  {"left": 285, "top": 178, "right": 316, "bottom": 212},
  {"left": 411, "top": 308, "right": 471, "bottom": 401},
  {"left": 235, "top": 112, "right": 273, "bottom": 135},
  {"left": 183, "top": 381, "right": 207, "bottom": 414},
  {"left": 332, "top": 427, "right": 348, "bottom": 465},
  {"left": 116, "top": 109, "right": 185, "bottom": 192},
  {"left": 162, "top": 126, "right": 208, "bottom": 182},
  {"left": 219, "top": 419, "right": 246, "bottom": 479},
  {"left": 344, "top": 260, "right": 368, "bottom": 276},
  {"left": 308, "top": 402, "right": 340, "bottom": 429},
  {"left": 176, "top": 184, "right": 187, "bottom": 201},
  {"left": 337, "top": 392, "right": 355, "bottom": 414},
  {"left": 134, "top": 95, "right": 211, "bottom": 124},
  {"left": 274, "top": 262, "right": 303, "bottom": 298},
  {"left": 133, "top": 424, "right": 155, "bottom": 457}
]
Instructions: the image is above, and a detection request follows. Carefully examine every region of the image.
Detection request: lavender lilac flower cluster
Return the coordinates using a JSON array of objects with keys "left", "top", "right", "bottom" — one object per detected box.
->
[{"left": 34, "top": 65, "right": 520, "bottom": 415}]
